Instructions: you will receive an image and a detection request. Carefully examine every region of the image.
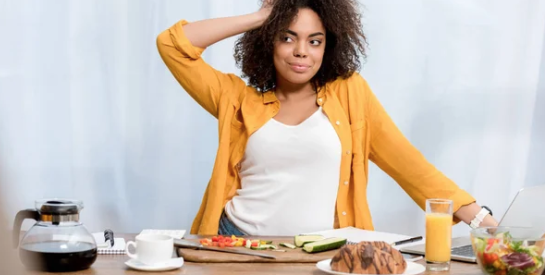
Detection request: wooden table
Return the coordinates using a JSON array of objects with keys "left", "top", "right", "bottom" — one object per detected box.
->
[{"left": 24, "top": 234, "right": 484, "bottom": 275}]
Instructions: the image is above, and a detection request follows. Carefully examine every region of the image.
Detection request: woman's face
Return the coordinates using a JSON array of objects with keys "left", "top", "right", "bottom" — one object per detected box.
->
[{"left": 273, "top": 8, "right": 326, "bottom": 87}]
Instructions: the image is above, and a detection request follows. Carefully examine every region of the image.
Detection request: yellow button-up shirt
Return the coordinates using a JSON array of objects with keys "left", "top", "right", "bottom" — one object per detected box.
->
[{"left": 157, "top": 20, "right": 476, "bottom": 235}]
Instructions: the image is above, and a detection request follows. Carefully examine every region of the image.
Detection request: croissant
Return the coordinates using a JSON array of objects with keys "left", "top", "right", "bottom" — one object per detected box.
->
[{"left": 330, "top": 241, "right": 407, "bottom": 274}]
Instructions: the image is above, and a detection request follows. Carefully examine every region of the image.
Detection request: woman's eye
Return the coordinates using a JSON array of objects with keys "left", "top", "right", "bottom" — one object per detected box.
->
[
  {"left": 310, "top": 40, "right": 322, "bottom": 46},
  {"left": 283, "top": 36, "right": 293, "bottom": 42}
]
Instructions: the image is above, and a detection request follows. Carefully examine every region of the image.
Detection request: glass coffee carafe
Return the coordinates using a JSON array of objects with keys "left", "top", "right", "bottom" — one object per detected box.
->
[{"left": 13, "top": 199, "right": 97, "bottom": 272}]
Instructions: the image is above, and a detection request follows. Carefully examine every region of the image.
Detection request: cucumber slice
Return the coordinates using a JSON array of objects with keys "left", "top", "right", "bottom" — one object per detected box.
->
[
  {"left": 279, "top": 242, "right": 297, "bottom": 249},
  {"left": 294, "top": 235, "right": 325, "bottom": 247},
  {"left": 260, "top": 244, "right": 277, "bottom": 249},
  {"left": 302, "top": 237, "right": 347, "bottom": 253},
  {"left": 250, "top": 246, "right": 268, "bottom": 250}
]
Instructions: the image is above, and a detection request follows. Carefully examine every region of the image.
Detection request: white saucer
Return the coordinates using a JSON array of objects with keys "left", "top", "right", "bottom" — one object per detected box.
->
[
  {"left": 316, "top": 259, "right": 425, "bottom": 275},
  {"left": 125, "top": 257, "right": 184, "bottom": 272}
]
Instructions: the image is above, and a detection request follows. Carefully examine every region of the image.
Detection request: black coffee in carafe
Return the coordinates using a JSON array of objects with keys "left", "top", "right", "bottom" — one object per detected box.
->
[
  {"left": 13, "top": 199, "right": 98, "bottom": 272},
  {"left": 19, "top": 241, "right": 97, "bottom": 272}
]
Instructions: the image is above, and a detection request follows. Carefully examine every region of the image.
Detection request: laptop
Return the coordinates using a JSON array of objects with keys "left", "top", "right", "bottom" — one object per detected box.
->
[{"left": 400, "top": 185, "right": 545, "bottom": 263}]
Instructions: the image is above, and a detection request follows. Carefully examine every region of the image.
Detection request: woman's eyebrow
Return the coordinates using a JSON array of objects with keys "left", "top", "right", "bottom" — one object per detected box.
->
[{"left": 285, "top": 29, "right": 325, "bottom": 37}]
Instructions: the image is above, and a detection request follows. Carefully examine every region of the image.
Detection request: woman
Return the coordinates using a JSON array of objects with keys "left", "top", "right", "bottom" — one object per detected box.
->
[{"left": 157, "top": 0, "right": 498, "bottom": 236}]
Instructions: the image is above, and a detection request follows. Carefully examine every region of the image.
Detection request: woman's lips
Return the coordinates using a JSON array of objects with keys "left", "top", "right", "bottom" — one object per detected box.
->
[{"left": 289, "top": 63, "right": 310, "bottom": 73}]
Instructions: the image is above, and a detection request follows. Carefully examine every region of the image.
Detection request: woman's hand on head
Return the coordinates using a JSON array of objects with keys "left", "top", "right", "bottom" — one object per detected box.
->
[{"left": 258, "top": 0, "right": 274, "bottom": 20}]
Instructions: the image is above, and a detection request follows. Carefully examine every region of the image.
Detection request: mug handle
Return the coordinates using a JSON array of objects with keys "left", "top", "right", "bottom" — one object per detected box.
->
[{"left": 126, "top": 241, "right": 137, "bottom": 259}]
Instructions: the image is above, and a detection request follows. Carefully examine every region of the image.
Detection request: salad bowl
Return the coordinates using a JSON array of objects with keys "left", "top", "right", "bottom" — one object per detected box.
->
[{"left": 470, "top": 226, "right": 545, "bottom": 275}]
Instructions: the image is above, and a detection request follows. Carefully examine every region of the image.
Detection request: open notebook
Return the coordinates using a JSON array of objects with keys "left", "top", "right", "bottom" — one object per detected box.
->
[
  {"left": 305, "top": 226, "right": 414, "bottom": 244},
  {"left": 92, "top": 232, "right": 126, "bottom": 255}
]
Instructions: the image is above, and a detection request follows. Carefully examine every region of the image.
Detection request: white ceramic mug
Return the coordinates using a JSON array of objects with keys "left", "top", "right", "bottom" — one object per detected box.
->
[{"left": 126, "top": 234, "right": 174, "bottom": 265}]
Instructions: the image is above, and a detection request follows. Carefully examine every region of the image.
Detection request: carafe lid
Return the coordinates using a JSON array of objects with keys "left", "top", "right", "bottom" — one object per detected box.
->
[{"left": 36, "top": 199, "right": 83, "bottom": 215}]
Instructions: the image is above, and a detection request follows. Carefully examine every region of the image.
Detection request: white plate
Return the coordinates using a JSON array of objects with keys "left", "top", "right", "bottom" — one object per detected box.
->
[
  {"left": 316, "top": 259, "right": 425, "bottom": 275},
  {"left": 125, "top": 257, "right": 184, "bottom": 272}
]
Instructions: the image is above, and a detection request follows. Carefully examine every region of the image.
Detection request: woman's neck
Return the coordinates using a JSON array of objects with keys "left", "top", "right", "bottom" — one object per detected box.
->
[{"left": 274, "top": 81, "right": 315, "bottom": 101}]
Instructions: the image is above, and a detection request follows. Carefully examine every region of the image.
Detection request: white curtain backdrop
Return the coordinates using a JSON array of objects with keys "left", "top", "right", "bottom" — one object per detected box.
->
[{"left": 0, "top": 0, "right": 544, "bottom": 237}]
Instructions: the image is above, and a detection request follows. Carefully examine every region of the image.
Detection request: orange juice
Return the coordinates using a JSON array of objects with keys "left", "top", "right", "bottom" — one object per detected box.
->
[{"left": 425, "top": 213, "right": 452, "bottom": 262}]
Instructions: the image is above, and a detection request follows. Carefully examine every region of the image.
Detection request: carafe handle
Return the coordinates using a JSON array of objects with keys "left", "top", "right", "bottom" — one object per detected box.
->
[{"left": 13, "top": 209, "right": 39, "bottom": 248}]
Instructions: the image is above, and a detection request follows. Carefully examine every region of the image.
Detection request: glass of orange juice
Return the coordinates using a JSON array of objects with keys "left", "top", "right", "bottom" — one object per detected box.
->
[{"left": 425, "top": 198, "right": 453, "bottom": 271}]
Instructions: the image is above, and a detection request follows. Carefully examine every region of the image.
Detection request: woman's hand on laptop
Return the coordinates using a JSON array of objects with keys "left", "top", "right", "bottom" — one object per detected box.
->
[
  {"left": 455, "top": 202, "right": 499, "bottom": 227},
  {"left": 479, "top": 214, "right": 499, "bottom": 227}
]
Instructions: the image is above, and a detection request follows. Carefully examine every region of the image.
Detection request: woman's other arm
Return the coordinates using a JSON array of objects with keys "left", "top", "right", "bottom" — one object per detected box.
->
[{"left": 354, "top": 75, "right": 498, "bottom": 226}]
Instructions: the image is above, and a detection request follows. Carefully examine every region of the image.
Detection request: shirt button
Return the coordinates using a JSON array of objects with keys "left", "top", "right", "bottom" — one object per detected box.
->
[
  {"left": 342, "top": 211, "right": 347, "bottom": 216},
  {"left": 317, "top": 98, "right": 323, "bottom": 103},
  {"left": 346, "top": 150, "right": 351, "bottom": 155},
  {"left": 344, "top": 181, "right": 349, "bottom": 185},
  {"left": 336, "top": 121, "right": 340, "bottom": 125}
]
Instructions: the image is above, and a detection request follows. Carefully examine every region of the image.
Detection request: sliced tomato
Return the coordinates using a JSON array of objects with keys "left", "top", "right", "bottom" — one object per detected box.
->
[
  {"left": 483, "top": 252, "right": 498, "bottom": 264},
  {"left": 486, "top": 238, "right": 499, "bottom": 250}
]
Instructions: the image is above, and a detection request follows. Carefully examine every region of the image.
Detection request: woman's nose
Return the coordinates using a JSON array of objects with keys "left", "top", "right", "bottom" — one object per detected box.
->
[{"left": 293, "top": 42, "right": 308, "bottom": 58}]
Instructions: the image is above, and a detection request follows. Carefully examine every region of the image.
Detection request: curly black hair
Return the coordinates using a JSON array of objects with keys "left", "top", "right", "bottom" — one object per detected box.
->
[{"left": 234, "top": 0, "right": 367, "bottom": 92}]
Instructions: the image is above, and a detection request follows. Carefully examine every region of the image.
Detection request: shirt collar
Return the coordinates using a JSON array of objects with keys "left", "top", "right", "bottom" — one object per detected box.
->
[
  {"left": 261, "top": 85, "right": 328, "bottom": 105},
  {"left": 262, "top": 91, "right": 277, "bottom": 104}
]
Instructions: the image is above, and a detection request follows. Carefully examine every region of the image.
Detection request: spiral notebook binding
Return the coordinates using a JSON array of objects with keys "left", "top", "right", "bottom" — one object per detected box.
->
[{"left": 93, "top": 232, "right": 126, "bottom": 255}]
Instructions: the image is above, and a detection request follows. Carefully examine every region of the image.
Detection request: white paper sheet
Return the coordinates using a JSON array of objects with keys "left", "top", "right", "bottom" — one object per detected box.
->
[{"left": 305, "top": 226, "right": 420, "bottom": 246}]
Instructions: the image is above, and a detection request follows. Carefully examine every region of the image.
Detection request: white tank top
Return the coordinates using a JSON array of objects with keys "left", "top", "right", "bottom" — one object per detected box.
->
[{"left": 224, "top": 107, "right": 342, "bottom": 236}]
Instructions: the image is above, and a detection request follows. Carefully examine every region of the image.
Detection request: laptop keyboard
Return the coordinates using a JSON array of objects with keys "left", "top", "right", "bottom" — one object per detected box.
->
[{"left": 451, "top": 244, "right": 475, "bottom": 257}]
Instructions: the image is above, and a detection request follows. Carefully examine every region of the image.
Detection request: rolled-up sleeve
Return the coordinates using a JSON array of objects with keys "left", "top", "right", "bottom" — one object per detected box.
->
[{"left": 156, "top": 20, "right": 245, "bottom": 118}]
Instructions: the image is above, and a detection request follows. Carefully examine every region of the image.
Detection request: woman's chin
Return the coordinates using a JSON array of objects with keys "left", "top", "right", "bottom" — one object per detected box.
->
[{"left": 280, "top": 73, "right": 316, "bottom": 86}]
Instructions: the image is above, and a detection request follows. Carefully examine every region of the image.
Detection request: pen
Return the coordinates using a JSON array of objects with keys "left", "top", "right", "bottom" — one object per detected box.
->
[
  {"left": 104, "top": 229, "right": 115, "bottom": 247},
  {"left": 391, "top": 236, "right": 423, "bottom": 246}
]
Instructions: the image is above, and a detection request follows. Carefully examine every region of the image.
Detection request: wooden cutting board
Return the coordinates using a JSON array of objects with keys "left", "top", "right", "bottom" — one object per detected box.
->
[{"left": 176, "top": 237, "right": 339, "bottom": 263}]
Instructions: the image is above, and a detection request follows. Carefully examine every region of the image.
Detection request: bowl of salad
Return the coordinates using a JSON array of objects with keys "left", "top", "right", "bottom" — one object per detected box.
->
[{"left": 470, "top": 226, "right": 545, "bottom": 275}]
